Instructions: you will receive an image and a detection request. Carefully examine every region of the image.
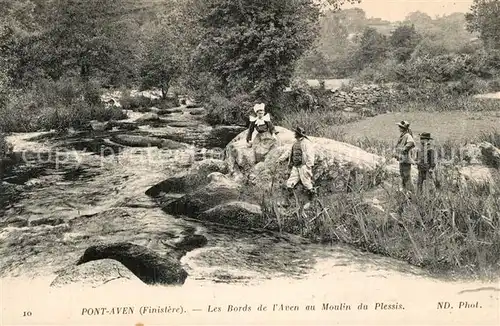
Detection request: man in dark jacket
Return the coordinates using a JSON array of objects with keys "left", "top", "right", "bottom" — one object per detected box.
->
[
  {"left": 416, "top": 132, "right": 440, "bottom": 192},
  {"left": 286, "top": 127, "right": 316, "bottom": 208}
]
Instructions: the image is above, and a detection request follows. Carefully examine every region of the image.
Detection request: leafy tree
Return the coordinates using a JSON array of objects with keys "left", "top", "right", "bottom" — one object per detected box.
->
[
  {"left": 354, "top": 27, "right": 389, "bottom": 69},
  {"left": 466, "top": 0, "right": 500, "bottom": 49},
  {"left": 389, "top": 24, "right": 421, "bottom": 62},
  {"left": 338, "top": 7, "right": 367, "bottom": 33},
  {"left": 187, "top": 0, "right": 358, "bottom": 106},
  {"left": 405, "top": 11, "right": 434, "bottom": 29},
  {"left": 138, "top": 0, "right": 203, "bottom": 98},
  {"left": 12, "top": 0, "right": 142, "bottom": 86}
]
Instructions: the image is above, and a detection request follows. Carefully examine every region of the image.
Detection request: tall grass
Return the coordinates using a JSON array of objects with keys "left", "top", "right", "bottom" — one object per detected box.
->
[
  {"left": 279, "top": 109, "right": 361, "bottom": 141},
  {"left": 260, "top": 165, "right": 500, "bottom": 278}
]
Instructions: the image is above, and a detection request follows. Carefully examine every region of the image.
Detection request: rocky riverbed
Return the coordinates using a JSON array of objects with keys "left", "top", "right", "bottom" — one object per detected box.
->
[{"left": 0, "top": 103, "right": 498, "bottom": 295}]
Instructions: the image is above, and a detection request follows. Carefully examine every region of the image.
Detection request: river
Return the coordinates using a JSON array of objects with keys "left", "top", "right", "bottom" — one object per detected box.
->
[{"left": 0, "top": 104, "right": 498, "bottom": 325}]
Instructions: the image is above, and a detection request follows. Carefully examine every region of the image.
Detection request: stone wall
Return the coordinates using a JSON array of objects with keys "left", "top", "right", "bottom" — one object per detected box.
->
[{"left": 329, "top": 84, "right": 398, "bottom": 112}]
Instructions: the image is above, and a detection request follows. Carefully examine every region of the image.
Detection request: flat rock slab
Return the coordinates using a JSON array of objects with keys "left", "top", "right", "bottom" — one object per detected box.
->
[
  {"left": 111, "top": 134, "right": 163, "bottom": 147},
  {"left": 163, "top": 108, "right": 184, "bottom": 114},
  {"left": 109, "top": 134, "right": 187, "bottom": 149},
  {"left": 168, "top": 121, "right": 200, "bottom": 128},
  {"left": 189, "top": 108, "right": 206, "bottom": 116}
]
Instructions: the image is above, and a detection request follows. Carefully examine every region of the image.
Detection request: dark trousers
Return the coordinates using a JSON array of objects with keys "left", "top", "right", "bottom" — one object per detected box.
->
[{"left": 417, "top": 168, "right": 441, "bottom": 192}]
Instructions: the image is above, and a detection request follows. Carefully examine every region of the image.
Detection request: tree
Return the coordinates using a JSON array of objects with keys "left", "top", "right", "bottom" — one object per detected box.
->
[
  {"left": 187, "top": 0, "right": 358, "bottom": 106},
  {"left": 466, "top": 0, "right": 500, "bottom": 49},
  {"left": 12, "top": 0, "right": 142, "bottom": 86},
  {"left": 354, "top": 27, "right": 389, "bottom": 69},
  {"left": 138, "top": 1, "right": 196, "bottom": 98},
  {"left": 389, "top": 24, "right": 421, "bottom": 62}
]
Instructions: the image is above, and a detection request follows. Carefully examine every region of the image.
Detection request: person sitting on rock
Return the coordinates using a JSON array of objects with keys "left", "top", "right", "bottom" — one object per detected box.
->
[
  {"left": 246, "top": 103, "right": 277, "bottom": 162},
  {"left": 416, "top": 132, "right": 441, "bottom": 192},
  {"left": 286, "top": 127, "right": 316, "bottom": 207}
]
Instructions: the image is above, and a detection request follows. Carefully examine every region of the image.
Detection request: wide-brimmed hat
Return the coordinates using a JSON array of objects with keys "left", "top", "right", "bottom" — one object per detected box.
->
[
  {"left": 419, "top": 132, "right": 433, "bottom": 140},
  {"left": 294, "top": 126, "right": 308, "bottom": 139},
  {"left": 253, "top": 103, "right": 265, "bottom": 113},
  {"left": 396, "top": 120, "right": 410, "bottom": 129}
]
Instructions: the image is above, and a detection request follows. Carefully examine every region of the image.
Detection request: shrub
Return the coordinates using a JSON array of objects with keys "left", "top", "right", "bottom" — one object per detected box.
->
[
  {"left": 119, "top": 93, "right": 156, "bottom": 111},
  {"left": 204, "top": 93, "right": 254, "bottom": 126},
  {"left": 478, "top": 130, "right": 500, "bottom": 148},
  {"left": 0, "top": 77, "right": 126, "bottom": 132}
]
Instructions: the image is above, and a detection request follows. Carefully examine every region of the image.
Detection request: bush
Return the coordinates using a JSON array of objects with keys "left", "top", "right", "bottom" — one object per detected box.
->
[
  {"left": 355, "top": 50, "right": 500, "bottom": 98},
  {"left": 204, "top": 93, "right": 254, "bottom": 126},
  {"left": 119, "top": 93, "right": 157, "bottom": 111},
  {"left": 478, "top": 130, "right": 500, "bottom": 148},
  {"left": 0, "top": 77, "right": 126, "bottom": 132},
  {"left": 273, "top": 79, "right": 333, "bottom": 120}
]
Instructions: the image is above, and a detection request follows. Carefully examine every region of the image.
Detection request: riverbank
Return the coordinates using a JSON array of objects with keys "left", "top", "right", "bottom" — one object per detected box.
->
[{"left": 2, "top": 95, "right": 499, "bottom": 288}]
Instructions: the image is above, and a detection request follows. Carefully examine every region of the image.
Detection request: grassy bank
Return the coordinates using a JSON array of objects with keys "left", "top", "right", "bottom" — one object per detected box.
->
[
  {"left": 0, "top": 78, "right": 126, "bottom": 133},
  {"left": 271, "top": 94, "right": 500, "bottom": 278},
  {"left": 260, "top": 166, "right": 500, "bottom": 279}
]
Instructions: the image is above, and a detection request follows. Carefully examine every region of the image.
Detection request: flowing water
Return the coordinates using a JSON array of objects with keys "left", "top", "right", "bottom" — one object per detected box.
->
[{"left": 0, "top": 106, "right": 498, "bottom": 296}]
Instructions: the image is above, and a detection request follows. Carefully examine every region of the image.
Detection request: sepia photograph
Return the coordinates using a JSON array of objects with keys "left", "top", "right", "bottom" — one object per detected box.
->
[{"left": 1, "top": 0, "right": 499, "bottom": 325}]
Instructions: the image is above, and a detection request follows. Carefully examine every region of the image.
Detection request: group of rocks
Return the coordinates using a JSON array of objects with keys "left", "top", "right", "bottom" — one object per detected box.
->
[{"left": 146, "top": 126, "right": 400, "bottom": 231}]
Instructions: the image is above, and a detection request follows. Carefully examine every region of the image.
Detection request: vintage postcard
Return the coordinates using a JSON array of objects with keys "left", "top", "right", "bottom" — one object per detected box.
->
[{"left": 1, "top": 0, "right": 499, "bottom": 325}]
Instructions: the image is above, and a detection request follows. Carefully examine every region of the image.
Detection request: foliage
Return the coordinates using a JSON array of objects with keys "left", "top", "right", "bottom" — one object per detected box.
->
[
  {"left": 259, "top": 152, "right": 500, "bottom": 278},
  {"left": 466, "top": 0, "right": 500, "bottom": 49},
  {"left": 0, "top": 77, "right": 125, "bottom": 132},
  {"left": 10, "top": 0, "right": 143, "bottom": 86},
  {"left": 300, "top": 8, "right": 478, "bottom": 78},
  {"left": 389, "top": 24, "right": 421, "bottom": 62},
  {"left": 204, "top": 93, "right": 254, "bottom": 126},
  {"left": 189, "top": 0, "right": 322, "bottom": 107},
  {"left": 139, "top": 1, "right": 199, "bottom": 98},
  {"left": 353, "top": 27, "right": 389, "bottom": 70},
  {"left": 0, "top": 132, "right": 11, "bottom": 158}
]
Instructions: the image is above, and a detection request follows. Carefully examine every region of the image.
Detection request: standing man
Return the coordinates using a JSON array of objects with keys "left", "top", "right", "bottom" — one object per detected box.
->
[
  {"left": 286, "top": 127, "right": 316, "bottom": 206},
  {"left": 416, "top": 132, "right": 440, "bottom": 192},
  {"left": 394, "top": 120, "right": 415, "bottom": 193}
]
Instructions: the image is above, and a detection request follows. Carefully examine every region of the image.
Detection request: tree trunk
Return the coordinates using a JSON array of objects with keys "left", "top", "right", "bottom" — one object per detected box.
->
[
  {"left": 80, "top": 63, "right": 89, "bottom": 80},
  {"left": 161, "top": 78, "right": 171, "bottom": 99}
]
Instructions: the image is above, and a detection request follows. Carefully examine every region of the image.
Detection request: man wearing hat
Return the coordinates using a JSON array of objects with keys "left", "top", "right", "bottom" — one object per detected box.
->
[
  {"left": 286, "top": 127, "right": 316, "bottom": 205},
  {"left": 394, "top": 120, "right": 415, "bottom": 193},
  {"left": 416, "top": 132, "right": 440, "bottom": 192}
]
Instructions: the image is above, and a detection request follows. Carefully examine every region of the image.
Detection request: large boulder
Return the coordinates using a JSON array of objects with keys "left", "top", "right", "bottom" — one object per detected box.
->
[
  {"left": 146, "top": 159, "right": 229, "bottom": 197},
  {"left": 109, "top": 120, "right": 139, "bottom": 131},
  {"left": 459, "top": 166, "right": 498, "bottom": 184},
  {"left": 74, "top": 242, "right": 188, "bottom": 285},
  {"left": 135, "top": 112, "right": 160, "bottom": 123},
  {"left": 163, "top": 172, "right": 240, "bottom": 217},
  {"left": 50, "top": 259, "right": 142, "bottom": 288},
  {"left": 226, "top": 126, "right": 392, "bottom": 193},
  {"left": 89, "top": 120, "right": 112, "bottom": 132}
]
